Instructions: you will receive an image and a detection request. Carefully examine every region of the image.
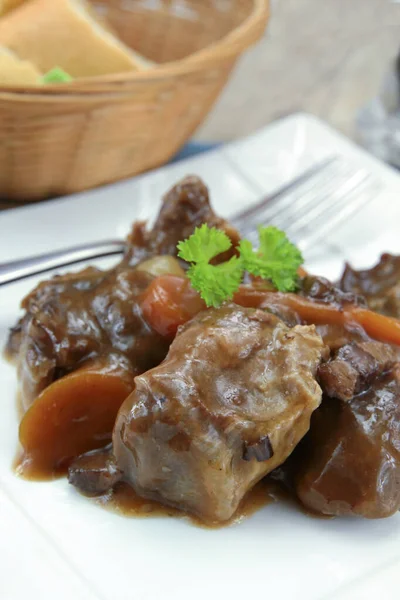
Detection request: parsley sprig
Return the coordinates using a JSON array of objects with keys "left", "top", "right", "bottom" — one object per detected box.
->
[
  {"left": 239, "top": 226, "right": 303, "bottom": 293},
  {"left": 177, "top": 224, "right": 303, "bottom": 308}
]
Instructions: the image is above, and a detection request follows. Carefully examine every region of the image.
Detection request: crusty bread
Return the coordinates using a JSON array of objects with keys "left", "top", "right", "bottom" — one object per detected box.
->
[
  {"left": 0, "top": 46, "right": 41, "bottom": 85},
  {"left": 0, "top": 0, "right": 26, "bottom": 16},
  {"left": 0, "top": 0, "right": 150, "bottom": 78}
]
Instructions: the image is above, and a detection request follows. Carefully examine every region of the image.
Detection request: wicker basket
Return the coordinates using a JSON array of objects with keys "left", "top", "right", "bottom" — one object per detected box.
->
[{"left": 0, "top": 0, "right": 269, "bottom": 201}]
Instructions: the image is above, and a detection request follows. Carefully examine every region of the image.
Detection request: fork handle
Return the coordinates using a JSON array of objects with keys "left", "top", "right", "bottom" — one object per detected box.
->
[{"left": 0, "top": 240, "right": 125, "bottom": 286}]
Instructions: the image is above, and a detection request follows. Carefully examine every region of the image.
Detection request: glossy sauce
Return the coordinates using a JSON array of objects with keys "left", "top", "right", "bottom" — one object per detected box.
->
[
  {"left": 13, "top": 449, "right": 67, "bottom": 480},
  {"left": 14, "top": 443, "right": 332, "bottom": 525},
  {"left": 95, "top": 478, "right": 282, "bottom": 529},
  {"left": 14, "top": 441, "right": 287, "bottom": 527}
]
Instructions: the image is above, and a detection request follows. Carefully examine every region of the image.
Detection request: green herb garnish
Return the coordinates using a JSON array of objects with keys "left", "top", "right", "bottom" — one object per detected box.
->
[
  {"left": 177, "top": 224, "right": 303, "bottom": 307},
  {"left": 42, "top": 67, "right": 73, "bottom": 84},
  {"left": 239, "top": 226, "right": 303, "bottom": 292},
  {"left": 177, "top": 224, "right": 243, "bottom": 308}
]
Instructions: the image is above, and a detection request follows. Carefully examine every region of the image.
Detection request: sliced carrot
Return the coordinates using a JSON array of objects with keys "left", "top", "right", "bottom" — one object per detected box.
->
[
  {"left": 18, "top": 360, "right": 134, "bottom": 478},
  {"left": 234, "top": 286, "right": 400, "bottom": 347},
  {"left": 141, "top": 275, "right": 205, "bottom": 338},
  {"left": 140, "top": 275, "right": 400, "bottom": 348},
  {"left": 349, "top": 307, "right": 400, "bottom": 347}
]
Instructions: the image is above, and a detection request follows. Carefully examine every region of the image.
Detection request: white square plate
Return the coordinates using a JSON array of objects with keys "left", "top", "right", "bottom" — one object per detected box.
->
[{"left": 1, "top": 113, "right": 400, "bottom": 600}]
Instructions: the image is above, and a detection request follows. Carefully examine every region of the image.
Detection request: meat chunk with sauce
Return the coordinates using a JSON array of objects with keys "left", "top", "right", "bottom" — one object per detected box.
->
[
  {"left": 7, "top": 268, "right": 168, "bottom": 409},
  {"left": 126, "top": 175, "right": 239, "bottom": 266},
  {"left": 318, "top": 340, "right": 398, "bottom": 401},
  {"left": 7, "top": 176, "right": 238, "bottom": 409},
  {"left": 340, "top": 254, "right": 400, "bottom": 318},
  {"left": 110, "top": 305, "right": 326, "bottom": 523},
  {"left": 294, "top": 341, "right": 400, "bottom": 518},
  {"left": 68, "top": 447, "right": 122, "bottom": 496}
]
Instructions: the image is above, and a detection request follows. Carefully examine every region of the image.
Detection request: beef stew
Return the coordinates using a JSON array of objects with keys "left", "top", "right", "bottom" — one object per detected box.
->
[{"left": 6, "top": 176, "right": 400, "bottom": 526}]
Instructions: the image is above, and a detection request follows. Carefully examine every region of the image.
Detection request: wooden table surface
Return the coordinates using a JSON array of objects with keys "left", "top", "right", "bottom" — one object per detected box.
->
[{"left": 196, "top": 0, "right": 400, "bottom": 143}]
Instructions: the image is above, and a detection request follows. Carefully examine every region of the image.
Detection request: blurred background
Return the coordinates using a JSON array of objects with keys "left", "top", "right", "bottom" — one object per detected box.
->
[
  {"left": 197, "top": 0, "right": 400, "bottom": 143},
  {"left": 0, "top": 0, "right": 399, "bottom": 202}
]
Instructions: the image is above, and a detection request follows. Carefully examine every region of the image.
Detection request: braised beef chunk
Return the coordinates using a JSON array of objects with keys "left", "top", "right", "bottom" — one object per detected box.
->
[
  {"left": 301, "top": 275, "right": 366, "bottom": 308},
  {"left": 68, "top": 447, "right": 122, "bottom": 496},
  {"left": 111, "top": 304, "right": 326, "bottom": 522},
  {"left": 295, "top": 369, "right": 400, "bottom": 518},
  {"left": 296, "top": 275, "right": 372, "bottom": 350},
  {"left": 21, "top": 267, "right": 105, "bottom": 311},
  {"left": 340, "top": 254, "right": 400, "bottom": 318},
  {"left": 7, "top": 176, "right": 240, "bottom": 412},
  {"left": 9, "top": 268, "right": 169, "bottom": 409},
  {"left": 318, "top": 341, "right": 398, "bottom": 401},
  {"left": 126, "top": 176, "right": 240, "bottom": 266},
  {"left": 5, "top": 267, "right": 104, "bottom": 361}
]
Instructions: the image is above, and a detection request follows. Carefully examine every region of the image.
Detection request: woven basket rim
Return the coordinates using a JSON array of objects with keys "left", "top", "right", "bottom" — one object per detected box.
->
[{"left": 0, "top": 0, "right": 269, "bottom": 98}]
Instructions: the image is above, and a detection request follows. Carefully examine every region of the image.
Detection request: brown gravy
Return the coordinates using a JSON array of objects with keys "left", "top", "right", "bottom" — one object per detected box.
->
[
  {"left": 13, "top": 450, "right": 68, "bottom": 481},
  {"left": 14, "top": 439, "right": 325, "bottom": 527},
  {"left": 14, "top": 444, "right": 281, "bottom": 528},
  {"left": 94, "top": 478, "right": 281, "bottom": 529}
]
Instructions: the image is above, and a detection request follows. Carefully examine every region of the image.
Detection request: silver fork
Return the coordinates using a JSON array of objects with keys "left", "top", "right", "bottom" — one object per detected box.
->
[
  {"left": 237, "top": 156, "right": 381, "bottom": 249},
  {"left": 0, "top": 156, "right": 380, "bottom": 285}
]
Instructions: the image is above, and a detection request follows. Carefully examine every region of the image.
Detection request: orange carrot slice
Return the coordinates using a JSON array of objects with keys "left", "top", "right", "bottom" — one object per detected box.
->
[
  {"left": 140, "top": 275, "right": 400, "bottom": 348},
  {"left": 18, "top": 360, "right": 134, "bottom": 478},
  {"left": 234, "top": 287, "right": 400, "bottom": 346},
  {"left": 141, "top": 275, "right": 205, "bottom": 338}
]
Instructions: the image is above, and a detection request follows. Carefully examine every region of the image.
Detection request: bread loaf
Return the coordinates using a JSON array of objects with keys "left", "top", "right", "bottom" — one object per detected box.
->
[
  {"left": 0, "top": 0, "right": 149, "bottom": 77},
  {"left": 0, "top": 46, "right": 41, "bottom": 85}
]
